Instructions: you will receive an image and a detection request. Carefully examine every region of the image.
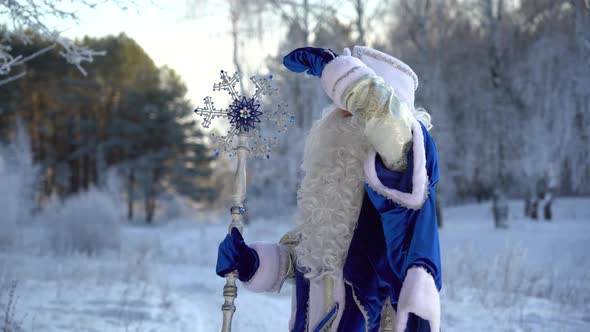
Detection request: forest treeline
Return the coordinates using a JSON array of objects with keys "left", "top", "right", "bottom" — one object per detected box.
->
[
  {"left": 0, "top": 33, "right": 214, "bottom": 223},
  {"left": 0, "top": 0, "right": 588, "bottom": 223},
  {"left": 242, "top": 0, "right": 589, "bottom": 212}
]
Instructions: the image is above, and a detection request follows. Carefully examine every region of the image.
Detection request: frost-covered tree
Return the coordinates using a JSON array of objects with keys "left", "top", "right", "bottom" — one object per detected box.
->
[
  {"left": 0, "top": 33, "right": 215, "bottom": 223},
  {"left": 0, "top": 117, "right": 38, "bottom": 247},
  {"left": 132, "top": 66, "right": 214, "bottom": 223},
  {"left": 384, "top": 0, "right": 590, "bottom": 203},
  {"left": 0, "top": 0, "right": 135, "bottom": 85},
  {"left": 185, "top": 0, "right": 268, "bottom": 94},
  {"left": 192, "top": 0, "right": 590, "bottom": 213},
  {"left": 247, "top": 16, "right": 356, "bottom": 216}
]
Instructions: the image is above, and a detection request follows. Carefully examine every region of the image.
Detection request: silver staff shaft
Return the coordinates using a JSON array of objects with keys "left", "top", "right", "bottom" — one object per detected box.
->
[{"left": 221, "top": 131, "right": 249, "bottom": 332}]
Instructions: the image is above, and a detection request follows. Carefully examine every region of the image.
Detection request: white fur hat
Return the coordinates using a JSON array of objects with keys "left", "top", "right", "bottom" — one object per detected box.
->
[{"left": 350, "top": 46, "right": 418, "bottom": 107}]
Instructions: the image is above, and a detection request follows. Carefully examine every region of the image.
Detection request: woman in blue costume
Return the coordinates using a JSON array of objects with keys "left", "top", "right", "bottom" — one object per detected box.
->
[{"left": 216, "top": 46, "right": 442, "bottom": 332}]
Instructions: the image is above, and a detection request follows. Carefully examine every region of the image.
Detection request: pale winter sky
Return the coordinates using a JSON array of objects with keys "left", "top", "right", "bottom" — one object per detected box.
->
[{"left": 55, "top": 0, "right": 283, "bottom": 104}]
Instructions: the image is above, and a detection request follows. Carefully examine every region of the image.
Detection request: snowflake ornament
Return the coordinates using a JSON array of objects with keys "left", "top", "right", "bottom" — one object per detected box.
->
[
  {"left": 228, "top": 96, "right": 262, "bottom": 132},
  {"left": 193, "top": 70, "right": 293, "bottom": 159}
]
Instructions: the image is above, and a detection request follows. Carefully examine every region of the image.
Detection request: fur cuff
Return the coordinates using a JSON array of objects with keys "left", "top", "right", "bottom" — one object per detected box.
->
[
  {"left": 395, "top": 266, "right": 440, "bottom": 332},
  {"left": 243, "top": 242, "right": 288, "bottom": 293},
  {"left": 321, "top": 56, "right": 375, "bottom": 110}
]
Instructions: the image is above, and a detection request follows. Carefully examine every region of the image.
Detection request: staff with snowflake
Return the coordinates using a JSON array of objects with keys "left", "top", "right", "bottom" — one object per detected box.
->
[{"left": 193, "top": 70, "right": 292, "bottom": 331}]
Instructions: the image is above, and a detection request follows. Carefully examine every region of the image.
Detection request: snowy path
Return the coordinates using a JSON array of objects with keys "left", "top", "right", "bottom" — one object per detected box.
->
[{"left": 1, "top": 199, "right": 589, "bottom": 331}]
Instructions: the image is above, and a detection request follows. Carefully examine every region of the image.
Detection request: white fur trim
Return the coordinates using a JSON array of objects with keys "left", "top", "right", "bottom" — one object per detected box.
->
[
  {"left": 330, "top": 275, "right": 346, "bottom": 332},
  {"left": 242, "top": 242, "right": 288, "bottom": 293},
  {"left": 321, "top": 56, "right": 375, "bottom": 110},
  {"left": 352, "top": 46, "right": 417, "bottom": 107},
  {"left": 364, "top": 119, "right": 429, "bottom": 210},
  {"left": 289, "top": 288, "right": 297, "bottom": 331},
  {"left": 306, "top": 274, "right": 348, "bottom": 332},
  {"left": 308, "top": 278, "right": 326, "bottom": 330},
  {"left": 394, "top": 266, "right": 440, "bottom": 332}
]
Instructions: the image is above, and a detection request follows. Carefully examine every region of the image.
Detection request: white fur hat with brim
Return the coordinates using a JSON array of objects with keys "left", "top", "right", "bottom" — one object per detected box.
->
[{"left": 349, "top": 46, "right": 419, "bottom": 107}]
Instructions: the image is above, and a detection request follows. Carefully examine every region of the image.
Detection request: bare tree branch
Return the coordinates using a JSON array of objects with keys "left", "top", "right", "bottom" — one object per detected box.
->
[
  {"left": 0, "top": 70, "right": 26, "bottom": 85},
  {"left": 12, "top": 43, "right": 55, "bottom": 66}
]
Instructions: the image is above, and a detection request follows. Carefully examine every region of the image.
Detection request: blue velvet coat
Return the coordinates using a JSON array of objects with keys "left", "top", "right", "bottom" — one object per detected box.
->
[{"left": 292, "top": 122, "right": 441, "bottom": 332}]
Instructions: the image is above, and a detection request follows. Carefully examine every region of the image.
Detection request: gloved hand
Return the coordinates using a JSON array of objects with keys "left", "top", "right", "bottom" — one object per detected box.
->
[
  {"left": 283, "top": 46, "right": 375, "bottom": 110},
  {"left": 395, "top": 266, "right": 441, "bottom": 332},
  {"left": 282, "top": 47, "right": 338, "bottom": 77},
  {"left": 216, "top": 227, "right": 260, "bottom": 282}
]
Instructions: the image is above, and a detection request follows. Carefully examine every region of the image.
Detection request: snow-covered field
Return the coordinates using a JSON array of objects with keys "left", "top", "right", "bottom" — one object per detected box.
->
[{"left": 1, "top": 198, "right": 589, "bottom": 331}]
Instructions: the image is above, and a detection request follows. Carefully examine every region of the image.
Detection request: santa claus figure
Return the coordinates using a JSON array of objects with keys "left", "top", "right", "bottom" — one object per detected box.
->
[{"left": 216, "top": 46, "right": 442, "bottom": 332}]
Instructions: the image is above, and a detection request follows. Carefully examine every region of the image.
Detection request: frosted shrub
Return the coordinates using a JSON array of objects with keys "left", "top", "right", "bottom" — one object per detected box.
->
[
  {"left": 443, "top": 244, "right": 590, "bottom": 307},
  {"left": 0, "top": 280, "right": 23, "bottom": 332},
  {"left": 0, "top": 119, "right": 38, "bottom": 248},
  {"left": 44, "top": 188, "right": 122, "bottom": 255},
  {"left": 0, "top": 157, "right": 19, "bottom": 249}
]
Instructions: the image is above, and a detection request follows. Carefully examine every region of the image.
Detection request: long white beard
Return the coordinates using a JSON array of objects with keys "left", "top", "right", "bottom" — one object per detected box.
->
[{"left": 294, "top": 106, "right": 369, "bottom": 280}]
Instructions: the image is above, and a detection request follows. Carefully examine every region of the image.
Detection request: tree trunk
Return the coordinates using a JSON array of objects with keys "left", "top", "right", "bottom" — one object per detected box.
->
[
  {"left": 354, "top": 0, "right": 366, "bottom": 45},
  {"left": 436, "top": 191, "right": 443, "bottom": 229},
  {"left": 543, "top": 200, "right": 552, "bottom": 221},
  {"left": 144, "top": 167, "right": 161, "bottom": 224},
  {"left": 145, "top": 194, "right": 156, "bottom": 224},
  {"left": 229, "top": 0, "right": 245, "bottom": 94},
  {"left": 127, "top": 169, "right": 135, "bottom": 221}
]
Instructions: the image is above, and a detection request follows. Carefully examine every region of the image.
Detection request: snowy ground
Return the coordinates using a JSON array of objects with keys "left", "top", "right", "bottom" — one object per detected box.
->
[{"left": 1, "top": 198, "right": 589, "bottom": 331}]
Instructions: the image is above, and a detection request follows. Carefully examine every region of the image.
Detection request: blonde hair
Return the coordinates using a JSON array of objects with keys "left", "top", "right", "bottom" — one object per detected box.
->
[{"left": 413, "top": 107, "right": 432, "bottom": 130}]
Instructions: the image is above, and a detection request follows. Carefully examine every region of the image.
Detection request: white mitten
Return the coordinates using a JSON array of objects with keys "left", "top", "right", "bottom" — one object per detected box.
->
[{"left": 394, "top": 266, "right": 440, "bottom": 332}]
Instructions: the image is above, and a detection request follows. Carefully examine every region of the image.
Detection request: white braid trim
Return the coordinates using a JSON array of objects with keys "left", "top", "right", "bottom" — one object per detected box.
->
[
  {"left": 344, "top": 279, "right": 370, "bottom": 332},
  {"left": 330, "top": 274, "right": 346, "bottom": 332}
]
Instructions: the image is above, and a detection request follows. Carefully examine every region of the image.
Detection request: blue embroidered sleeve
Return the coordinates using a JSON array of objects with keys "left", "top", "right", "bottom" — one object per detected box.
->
[
  {"left": 402, "top": 186, "right": 442, "bottom": 290},
  {"left": 365, "top": 122, "right": 442, "bottom": 290}
]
